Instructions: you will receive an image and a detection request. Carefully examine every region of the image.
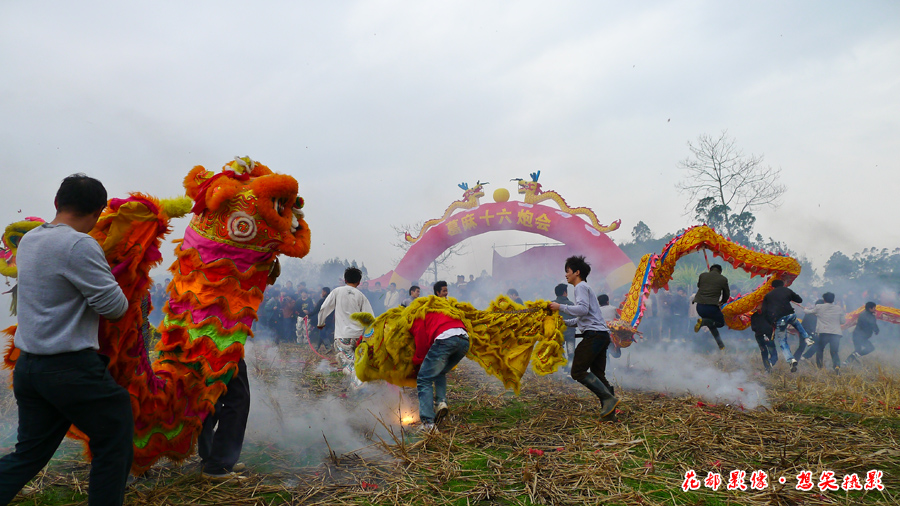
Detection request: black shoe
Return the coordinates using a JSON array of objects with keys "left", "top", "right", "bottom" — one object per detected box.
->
[{"left": 790, "top": 359, "right": 798, "bottom": 373}]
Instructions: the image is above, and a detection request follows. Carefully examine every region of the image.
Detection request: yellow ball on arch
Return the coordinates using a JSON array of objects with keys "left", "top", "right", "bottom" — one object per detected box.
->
[{"left": 493, "top": 188, "right": 510, "bottom": 203}]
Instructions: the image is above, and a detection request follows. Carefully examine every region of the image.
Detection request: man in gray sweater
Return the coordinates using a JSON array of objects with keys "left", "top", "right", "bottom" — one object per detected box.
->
[{"left": 0, "top": 174, "right": 132, "bottom": 506}]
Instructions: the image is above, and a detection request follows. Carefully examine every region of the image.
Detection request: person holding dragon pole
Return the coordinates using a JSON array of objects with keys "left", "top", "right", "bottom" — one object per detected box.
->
[{"left": 549, "top": 255, "right": 619, "bottom": 419}]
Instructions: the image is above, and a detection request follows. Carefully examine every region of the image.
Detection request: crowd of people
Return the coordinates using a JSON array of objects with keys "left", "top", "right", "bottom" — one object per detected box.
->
[{"left": 690, "top": 264, "right": 888, "bottom": 375}]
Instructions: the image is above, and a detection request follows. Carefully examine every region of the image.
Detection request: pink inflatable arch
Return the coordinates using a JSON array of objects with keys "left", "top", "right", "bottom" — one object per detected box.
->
[{"left": 371, "top": 201, "right": 636, "bottom": 290}]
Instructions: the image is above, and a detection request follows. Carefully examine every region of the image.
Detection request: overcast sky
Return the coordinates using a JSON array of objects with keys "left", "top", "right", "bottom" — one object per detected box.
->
[{"left": 2, "top": 1, "right": 898, "bottom": 313}]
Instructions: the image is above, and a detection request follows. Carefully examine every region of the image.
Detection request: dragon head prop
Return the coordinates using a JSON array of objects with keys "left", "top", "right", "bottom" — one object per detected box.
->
[
  {"left": 462, "top": 182, "right": 486, "bottom": 202},
  {"left": 516, "top": 179, "right": 542, "bottom": 196},
  {"left": 184, "top": 157, "right": 310, "bottom": 258}
]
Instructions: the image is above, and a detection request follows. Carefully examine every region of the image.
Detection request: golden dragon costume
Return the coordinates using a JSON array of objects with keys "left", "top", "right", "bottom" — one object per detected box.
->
[
  {"left": 608, "top": 225, "right": 804, "bottom": 346},
  {"left": 2, "top": 157, "right": 311, "bottom": 473}
]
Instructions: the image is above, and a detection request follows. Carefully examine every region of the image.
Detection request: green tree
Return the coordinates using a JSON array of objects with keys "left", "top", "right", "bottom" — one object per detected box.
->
[
  {"left": 632, "top": 221, "right": 652, "bottom": 243},
  {"left": 823, "top": 251, "right": 857, "bottom": 283}
]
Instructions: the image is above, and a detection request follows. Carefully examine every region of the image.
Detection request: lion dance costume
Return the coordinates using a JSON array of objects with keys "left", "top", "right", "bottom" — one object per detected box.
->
[
  {"left": 2, "top": 157, "right": 310, "bottom": 473},
  {"left": 352, "top": 294, "right": 567, "bottom": 394}
]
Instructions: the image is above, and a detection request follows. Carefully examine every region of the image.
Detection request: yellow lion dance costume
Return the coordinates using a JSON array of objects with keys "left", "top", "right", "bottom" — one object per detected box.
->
[{"left": 353, "top": 294, "right": 566, "bottom": 394}]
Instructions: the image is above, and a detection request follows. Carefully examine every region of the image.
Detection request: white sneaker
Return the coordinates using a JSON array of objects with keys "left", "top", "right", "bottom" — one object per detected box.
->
[
  {"left": 434, "top": 402, "right": 449, "bottom": 424},
  {"left": 790, "top": 359, "right": 798, "bottom": 373},
  {"left": 418, "top": 423, "right": 439, "bottom": 434}
]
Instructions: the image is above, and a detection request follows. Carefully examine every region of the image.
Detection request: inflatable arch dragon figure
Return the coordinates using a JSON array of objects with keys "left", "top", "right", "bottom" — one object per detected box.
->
[
  {"left": 1, "top": 157, "right": 311, "bottom": 473},
  {"left": 515, "top": 171, "right": 621, "bottom": 234},
  {"left": 404, "top": 181, "right": 488, "bottom": 243}
]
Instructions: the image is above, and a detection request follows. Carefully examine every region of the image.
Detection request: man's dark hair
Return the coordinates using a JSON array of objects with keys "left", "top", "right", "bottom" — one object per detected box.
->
[
  {"left": 507, "top": 289, "right": 519, "bottom": 296},
  {"left": 409, "top": 285, "right": 420, "bottom": 296},
  {"left": 823, "top": 292, "right": 835, "bottom": 304},
  {"left": 322, "top": 286, "right": 331, "bottom": 297},
  {"left": 598, "top": 294, "right": 610, "bottom": 306},
  {"left": 55, "top": 173, "right": 107, "bottom": 216},
  {"left": 771, "top": 279, "right": 785, "bottom": 288},
  {"left": 564, "top": 255, "right": 591, "bottom": 280},
  {"left": 709, "top": 264, "right": 723, "bottom": 273},
  {"left": 344, "top": 267, "right": 363, "bottom": 284},
  {"left": 865, "top": 301, "right": 877, "bottom": 311},
  {"left": 433, "top": 280, "right": 447, "bottom": 295},
  {"left": 554, "top": 283, "right": 568, "bottom": 297}
]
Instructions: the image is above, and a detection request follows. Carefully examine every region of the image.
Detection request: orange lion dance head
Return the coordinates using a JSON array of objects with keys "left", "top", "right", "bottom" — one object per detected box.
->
[{"left": 183, "top": 156, "right": 311, "bottom": 258}]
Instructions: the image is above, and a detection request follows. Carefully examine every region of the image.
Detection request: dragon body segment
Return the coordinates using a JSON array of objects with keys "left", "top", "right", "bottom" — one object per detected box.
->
[
  {"left": 609, "top": 225, "right": 802, "bottom": 346},
  {"left": 843, "top": 305, "right": 900, "bottom": 330}
]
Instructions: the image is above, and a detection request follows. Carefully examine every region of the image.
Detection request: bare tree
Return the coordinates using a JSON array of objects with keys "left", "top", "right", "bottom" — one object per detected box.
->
[
  {"left": 390, "top": 221, "right": 468, "bottom": 284},
  {"left": 676, "top": 131, "right": 785, "bottom": 240}
]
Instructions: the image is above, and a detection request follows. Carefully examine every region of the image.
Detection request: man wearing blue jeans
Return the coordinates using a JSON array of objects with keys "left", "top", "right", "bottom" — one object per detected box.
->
[
  {"left": 410, "top": 282, "right": 470, "bottom": 433},
  {"left": 0, "top": 174, "right": 132, "bottom": 506},
  {"left": 763, "top": 279, "right": 811, "bottom": 373}
]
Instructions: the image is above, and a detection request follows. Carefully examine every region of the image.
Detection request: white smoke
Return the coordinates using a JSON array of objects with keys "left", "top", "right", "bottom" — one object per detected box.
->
[
  {"left": 244, "top": 341, "right": 418, "bottom": 463},
  {"left": 606, "top": 340, "right": 769, "bottom": 410}
]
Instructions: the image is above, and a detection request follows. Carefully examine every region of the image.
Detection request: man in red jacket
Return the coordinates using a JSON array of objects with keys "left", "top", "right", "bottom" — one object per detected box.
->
[{"left": 410, "top": 282, "right": 470, "bottom": 433}]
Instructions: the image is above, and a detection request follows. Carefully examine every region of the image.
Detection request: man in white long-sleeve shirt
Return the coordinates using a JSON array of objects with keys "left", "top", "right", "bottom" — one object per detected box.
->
[
  {"left": 317, "top": 267, "right": 373, "bottom": 384},
  {"left": 0, "top": 174, "right": 132, "bottom": 506},
  {"left": 549, "top": 256, "right": 619, "bottom": 419}
]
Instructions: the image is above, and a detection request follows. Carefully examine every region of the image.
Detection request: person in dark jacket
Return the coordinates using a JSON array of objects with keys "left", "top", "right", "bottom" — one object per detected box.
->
[
  {"left": 311, "top": 287, "right": 335, "bottom": 351},
  {"left": 847, "top": 302, "right": 880, "bottom": 364},
  {"left": 693, "top": 264, "right": 730, "bottom": 349},
  {"left": 762, "top": 279, "right": 811, "bottom": 373},
  {"left": 798, "top": 299, "right": 823, "bottom": 362},
  {"left": 750, "top": 310, "right": 778, "bottom": 372}
]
